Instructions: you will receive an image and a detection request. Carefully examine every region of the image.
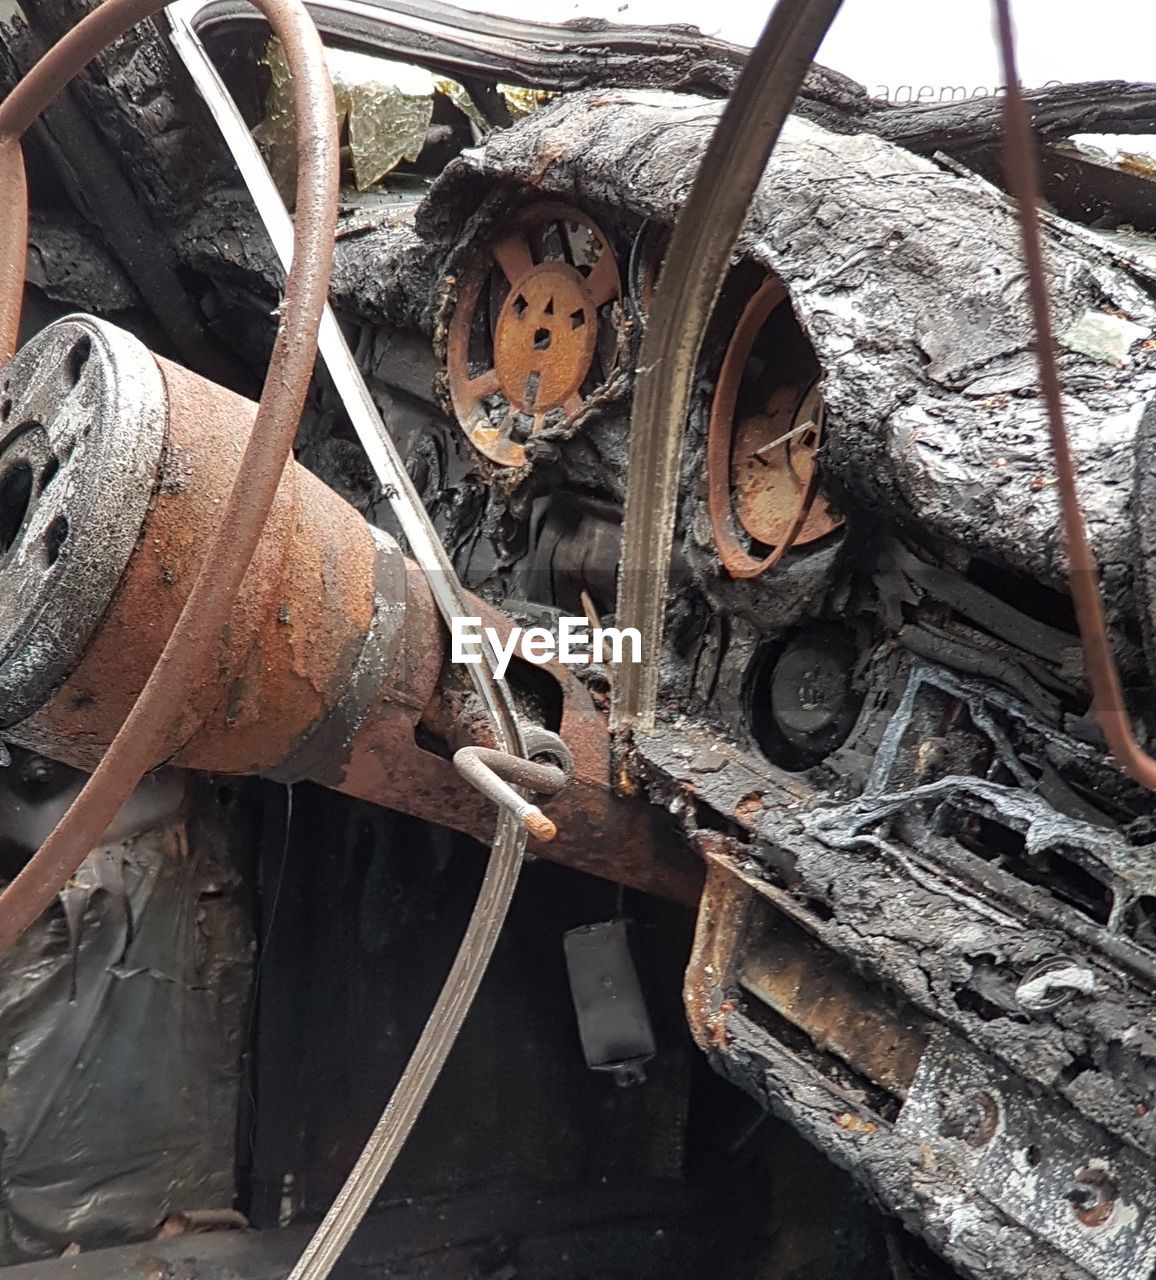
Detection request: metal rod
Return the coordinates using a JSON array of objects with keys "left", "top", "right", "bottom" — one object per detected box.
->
[
  {"left": 453, "top": 746, "right": 566, "bottom": 840},
  {"left": 612, "top": 0, "right": 844, "bottom": 731},
  {"left": 993, "top": 0, "right": 1156, "bottom": 792},
  {"left": 164, "top": 10, "right": 533, "bottom": 1278}
]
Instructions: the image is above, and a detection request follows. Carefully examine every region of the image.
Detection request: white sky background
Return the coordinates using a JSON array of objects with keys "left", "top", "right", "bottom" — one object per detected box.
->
[{"left": 465, "top": 0, "right": 1156, "bottom": 155}]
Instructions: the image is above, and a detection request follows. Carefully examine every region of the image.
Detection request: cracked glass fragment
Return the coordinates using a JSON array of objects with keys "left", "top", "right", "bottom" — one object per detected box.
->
[{"left": 256, "top": 40, "right": 483, "bottom": 194}]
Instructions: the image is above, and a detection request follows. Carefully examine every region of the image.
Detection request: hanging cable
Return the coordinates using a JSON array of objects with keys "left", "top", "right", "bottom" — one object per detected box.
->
[{"left": 993, "top": 0, "right": 1156, "bottom": 793}]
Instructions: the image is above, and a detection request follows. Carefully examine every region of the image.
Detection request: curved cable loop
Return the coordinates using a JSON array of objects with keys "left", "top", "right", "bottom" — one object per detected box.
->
[{"left": 0, "top": 0, "right": 339, "bottom": 951}]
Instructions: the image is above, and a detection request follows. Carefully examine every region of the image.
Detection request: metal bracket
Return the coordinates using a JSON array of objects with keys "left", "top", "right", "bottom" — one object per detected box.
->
[{"left": 897, "top": 1033, "right": 1156, "bottom": 1280}]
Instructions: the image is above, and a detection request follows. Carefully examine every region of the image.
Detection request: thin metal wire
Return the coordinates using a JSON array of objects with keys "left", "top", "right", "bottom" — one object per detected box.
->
[
  {"left": 164, "top": 10, "right": 530, "bottom": 1280},
  {"left": 993, "top": 0, "right": 1156, "bottom": 792}
]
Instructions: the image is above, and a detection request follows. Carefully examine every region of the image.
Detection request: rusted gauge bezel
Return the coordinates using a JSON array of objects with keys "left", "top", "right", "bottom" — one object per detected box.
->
[
  {"left": 705, "top": 276, "right": 843, "bottom": 580},
  {"left": 446, "top": 201, "right": 621, "bottom": 468}
]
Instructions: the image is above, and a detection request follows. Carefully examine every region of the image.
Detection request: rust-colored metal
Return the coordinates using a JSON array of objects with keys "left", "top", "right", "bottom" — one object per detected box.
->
[
  {"left": 738, "top": 907, "right": 927, "bottom": 1099},
  {"left": 942, "top": 1091, "right": 1000, "bottom": 1150},
  {"left": 0, "top": 0, "right": 338, "bottom": 955},
  {"left": 732, "top": 384, "right": 842, "bottom": 548},
  {"left": 6, "top": 351, "right": 700, "bottom": 906},
  {"left": 341, "top": 595, "right": 701, "bottom": 903},
  {"left": 993, "top": 0, "right": 1156, "bottom": 794},
  {"left": 688, "top": 838, "right": 930, "bottom": 1098},
  {"left": 0, "top": 136, "right": 26, "bottom": 364},
  {"left": 446, "top": 201, "right": 620, "bottom": 468},
  {"left": 11, "top": 357, "right": 377, "bottom": 777},
  {"left": 494, "top": 263, "right": 596, "bottom": 413},
  {"left": 1070, "top": 1167, "right": 1118, "bottom": 1229},
  {"left": 706, "top": 277, "right": 842, "bottom": 580},
  {"left": 683, "top": 858, "right": 752, "bottom": 1054}
]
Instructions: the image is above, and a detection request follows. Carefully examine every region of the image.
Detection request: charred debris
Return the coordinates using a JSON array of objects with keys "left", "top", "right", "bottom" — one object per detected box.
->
[{"left": 2, "top": 3, "right": 1156, "bottom": 1279}]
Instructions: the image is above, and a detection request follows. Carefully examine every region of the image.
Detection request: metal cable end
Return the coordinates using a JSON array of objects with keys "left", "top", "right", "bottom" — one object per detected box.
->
[
  {"left": 452, "top": 736, "right": 569, "bottom": 844},
  {"left": 523, "top": 808, "right": 557, "bottom": 842}
]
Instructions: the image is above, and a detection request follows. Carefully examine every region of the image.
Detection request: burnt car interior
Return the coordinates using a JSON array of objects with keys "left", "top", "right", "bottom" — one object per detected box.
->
[{"left": 1, "top": 1, "right": 1156, "bottom": 1278}]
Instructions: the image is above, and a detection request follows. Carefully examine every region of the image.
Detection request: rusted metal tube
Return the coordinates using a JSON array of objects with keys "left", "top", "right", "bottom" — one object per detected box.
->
[
  {"left": 0, "top": 318, "right": 701, "bottom": 905},
  {"left": 0, "top": 0, "right": 338, "bottom": 954},
  {"left": 0, "top": 137, "right": 26, "bottom": 363}
]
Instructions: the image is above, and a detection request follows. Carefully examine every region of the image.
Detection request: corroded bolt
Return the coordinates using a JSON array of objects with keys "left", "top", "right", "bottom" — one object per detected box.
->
[
  {"left": 23, "top": 755, "right": 54, "bottom": 785},
  {"left": 1066, "top": 1168, "right": 1118, "bottom": 1229},
  {"left": 939, "top": 1090, "right": 999, "bottom": 1148}
]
